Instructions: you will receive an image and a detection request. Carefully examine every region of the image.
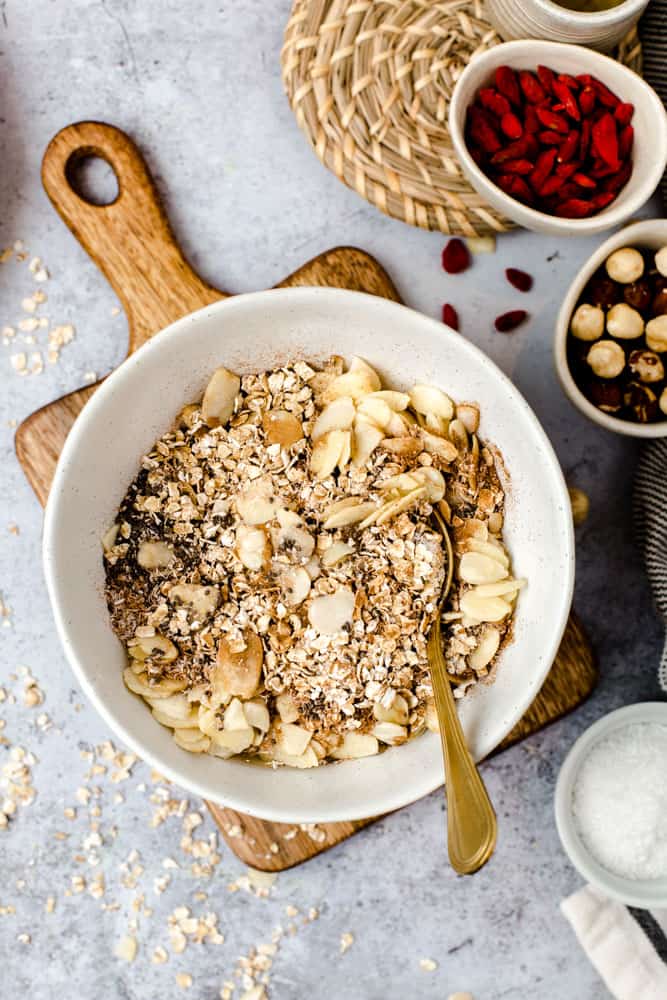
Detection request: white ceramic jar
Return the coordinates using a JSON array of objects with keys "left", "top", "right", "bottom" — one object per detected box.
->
[{"left": 485, "top": 0, "right": 649, "bottom": 53}]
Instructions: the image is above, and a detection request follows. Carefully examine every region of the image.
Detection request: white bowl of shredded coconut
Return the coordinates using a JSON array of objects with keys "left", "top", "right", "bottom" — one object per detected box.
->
[
  {"left": 555, "top": 702, "right": 667, "bottom": 908},
  {"left": 43, "top": 287, "right": 574, "bottom": 822}
]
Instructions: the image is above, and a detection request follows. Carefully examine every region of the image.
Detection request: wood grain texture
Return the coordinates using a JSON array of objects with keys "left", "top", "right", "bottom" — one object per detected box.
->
[{"left": 16, "top": 121, "right": 597, "bottom": 873}]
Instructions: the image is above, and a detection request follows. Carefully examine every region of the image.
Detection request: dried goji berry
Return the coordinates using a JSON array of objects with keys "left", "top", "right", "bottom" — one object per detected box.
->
[
  {"left": 441, "top": 238, "right": 471, "bottom": 274},
  {"left": 618, "top": 124, "right": 634, "bottom": 160},
  {"left": 500, "top": 112, "right": 523, "bottom": 139},
  {"left": 601, "top": 160, "right": 632, "bottom": 194},
  {"left": 529, "top": 148, "right": 557, "bottom": 191},
  {"left": 467, "top": 114, "right": 501, "bottom": 154},
  {"left": 495, "top": 65, "right": 521, "bottom": 105},
  {"left": 592, "top": 79, "right": 620, "bottom": 109},
  {"left": 579, "top": 119, "right": 592, "bottom": 160},
  {"left": 557, "top": 73, "right": 580, "bottom": 90},
  {"left": 537, "top": 65, "right": 555, "bottom": 93},
  {"left": 502, "top": 158, "right": 534, "bottom": 175},
  {"left": 539, "top": 174, "right": 566, "bottom": 197},
  {"left": 614, "top": 102, "right": 634, "bottom": 126},
  {"left": 538, "top": 130, "right": 564, "bottom": 145},
  {"left": 590, "top": 159, "right": 620, "bottom": 179},
  {"left": 573, "top": 172, "right": 596, "bottom": 189},
  {"left": 497, "top": 173, "right": 534, "bottom": 203},
  {"left": 555, "top": 161, "right": 579, "bottom": 180},
  {"left": 495, "top": 310, "right": 528, "bottom": 332},
  {"left": 479, "top": 87, "right": 512, "bottom": 118},
  {"left": 536, "top": 107, "right": 569, "bottom": 133},
  {"left": 553, "top": 81, "right": 581, "bottom": 121},
  {"left": 591, "top": 191, "right": 616, "bottom": 210},
  {"left": 519, "top": 70, "right": 546, "bottom": 104},
  {"left": 505, "top": 268, "right": 533, "bottom": 292},
  {"left": 442, "top": 303, "right": 459, "bottom": 330},
  {"left": 490, "top": 137, "right": 531, "bottom": 163},
  {"left": 579, "top": 87, "right": 596, "bottom": 116},
  {"left": 557, "top": 130, "right": 580, "bottom": 163},
  {"left": 591, "top": 113, "right": 619, "bottom": 167},
  {"left": 555, "top": 198, "right": 594, "bottom": 218},
  {"left": 524, "top": 105, "right": 540, "bottom": 133}
]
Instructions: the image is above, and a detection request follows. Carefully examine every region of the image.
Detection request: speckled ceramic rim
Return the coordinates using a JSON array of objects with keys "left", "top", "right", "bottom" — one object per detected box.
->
[
  {"left": 449, "top": 41, "right": 667, "bottom": 236},
  {"left": 555, "top": 702, "right": 667, "bottom": 909},
  {"left": 554, "top": 218, "right": 667, "bottom": 438}
]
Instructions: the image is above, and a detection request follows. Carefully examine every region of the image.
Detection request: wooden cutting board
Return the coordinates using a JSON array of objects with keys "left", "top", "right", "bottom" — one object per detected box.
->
[{"left": 16, "top": 121, "right": 597, "bottom": 871}]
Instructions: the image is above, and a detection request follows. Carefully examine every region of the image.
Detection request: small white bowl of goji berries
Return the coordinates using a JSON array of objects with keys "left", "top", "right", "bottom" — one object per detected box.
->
[{"left": 449, "top": 40, "right": 667, "bottom": 236}]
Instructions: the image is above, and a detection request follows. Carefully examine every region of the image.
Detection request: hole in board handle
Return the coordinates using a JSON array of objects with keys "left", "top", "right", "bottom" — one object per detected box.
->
[{"left": 65, "top": 152, "right": 120, "bottom": 207}]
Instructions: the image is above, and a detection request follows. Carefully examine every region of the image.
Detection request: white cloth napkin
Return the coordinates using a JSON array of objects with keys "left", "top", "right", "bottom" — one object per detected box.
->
[{"left": 561, "top": 885, "right": 667, "bottom": 999}]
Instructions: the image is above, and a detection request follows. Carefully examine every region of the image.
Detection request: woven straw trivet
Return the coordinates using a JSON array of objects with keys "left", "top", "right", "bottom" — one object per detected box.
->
[{"left": 282, "top": 0, "right": 642, "bottom": 236}]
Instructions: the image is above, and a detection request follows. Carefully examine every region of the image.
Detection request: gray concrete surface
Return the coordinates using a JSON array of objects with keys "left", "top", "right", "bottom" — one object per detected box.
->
[{"left": 0, "top": 2, "right": 663, "bottom": 997}]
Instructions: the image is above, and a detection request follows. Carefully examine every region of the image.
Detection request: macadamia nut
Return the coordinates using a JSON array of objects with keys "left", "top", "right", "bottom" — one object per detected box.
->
[
  {"left": 605, "top": 246, "right": 644, "bottom": 284},
  {"left": 570, "top": 303, "right": 604, "bottom": 342},
  {"left": 655, "top": 245, "right": 667, "bottom": 278},
  {"left": 586, "top": 340, "right": 625, "bottom": 379},
  {"left": 606, "top": 303, "right": 644, "bottom": 340},
  {"left": 646, "top": 315, "right": 667, "bottom": 352},
  {"left": 628, "top": 349, "right": 665, "bottom": 383}
]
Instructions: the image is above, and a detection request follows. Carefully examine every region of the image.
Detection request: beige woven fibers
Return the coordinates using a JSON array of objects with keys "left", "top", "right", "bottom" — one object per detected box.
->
[{"left": 282, "top": 1, "right": 642, "bottom": 236}]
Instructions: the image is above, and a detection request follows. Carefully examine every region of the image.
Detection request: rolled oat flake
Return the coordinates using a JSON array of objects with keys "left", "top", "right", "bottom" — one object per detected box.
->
[{"left": 572, "top": 722, "right": 667, "bottom": 880}]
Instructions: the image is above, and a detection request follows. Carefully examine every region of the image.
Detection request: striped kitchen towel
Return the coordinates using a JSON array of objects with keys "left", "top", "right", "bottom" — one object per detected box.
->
[
  {"left": 634, "top": 440, "right": 667, "bottom": 693},
  {"left": 562, "top": 885, "right": 667, "bottom": 999},
  {"left": 640, "top": 0, "right": 667, "bottom": 205}
]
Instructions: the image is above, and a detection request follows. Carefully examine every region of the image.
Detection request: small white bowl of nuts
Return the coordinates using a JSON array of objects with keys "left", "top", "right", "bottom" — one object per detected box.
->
[{"left": 555, "top": 219, "right": 667, "bottom": 436}]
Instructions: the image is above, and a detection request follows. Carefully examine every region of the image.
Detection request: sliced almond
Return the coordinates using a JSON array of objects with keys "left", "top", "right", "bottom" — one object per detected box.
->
[
  {"left": 274, "top": 523, "right": 315, "bottom": 563},
  {"left": 349, "top": 356, "right": 382, "bottom": 389},
  {"left": 275, "top": 692, "right": 299, "bottom": 723},
  {"left": 488, "top": 511, "right": 503, "bottom": 534},
  {"left": 373, "top": 693, "right": 409, "bottom": 725},
  {"left": 356, "top": 396, "right": 392, "bottom": 430},
  {"left": 277, "top": 721, "right": 312, "bottom": 757},
  {"left": 276, "top": 508, "right": 302, "bottom": 529},
  {"left": 459, "top": 591, "right": 512, "bottom": 622},
  {"left": 377, "top": 472, "right": 423, "bottom": 496},
  {"left": 351, "top": 417, "right": 385, "bottom": 468},
  {"left": 123, "top": 668, "right": 184, "bottom": 700},
  {"left": 330, "top": 732, "right": 379, "bottom": 759},
  {"left": 456, "top": 403, "right": 480, "bottom": 434},
  {"left": 308, "top": 588, "right": 355, "bottom": 634},
  {"left": 467, "top": 537, "right": 510, "bottom": 567},
  {"left": 321, "top": 540, "right": 355, "bottom": 567},
  {"left": 419, "top": 430, "right": 458, "bottom": 463},
  {"left": 311, "top": 396, "right": 355, "bottom": 441},
  {"left": 366, "top": 390, "right": 410, "bottom": 411},
  {"left": 278, "top": 566, "right": 312, "bottom": 606},
  {"left": 410, "top": 384, "right": 454, "bottom": 420},
  {"left": 198, "top": 705, "right": 222, "bottom": 738},
  {"left": 127, "top": 633, "right": 178, "bottom": 664},
  {"left": 459, "top": 551, "right": 508, "bottom": 585},
  {"left": 174, "top": 729, "right": 210, "bottom": 753},
  {"left": 415, "top": 467, "right": 445, "bottom": 502},
  {"left": 236, "top": 488, "right": 277, "bottom": 526},
  {"left": 272, "top": 746, "right": 319, "bottom": 769},
  {"left": 372, "top": 722, "right": 407, "bottom": 745},
  {"left": 263, "top": 409, "right": 303, "bottom": 448},
  {"left": 386, "top": 411, "right": 411, "bottom": 436},
  {"left": 373, "top": 487, "right": 427, "bottom": 527},
  {"left": 244, "top": 699, "right": 270, "bottom": 733},
  {"left": 422, "top": 411, "right": 450, "bottom": 436},
  {"left": 168, "top": 583, "right": 220, "bottom": 620},
  {"left": 474, "top": 578, "right": 525, "bottom": 598},
  {"left": 213, "top": 629, "right": 263, "bottom": 700},
  {"left": 151, "top": 702, "right": 199, "bottom": 730},
  {"left": 137, "top": 540, "right": 175, "bottom": 570},
  {"left": 338, "top": 429, "right": 352, "bottom": 470},
  {"left": 468, "top": 626, "right": 501, "bottom": 671},
  {"left": 310, "top": 429, "right": 348, "bottom": 479},
  {"left": 201, "top": 366, "right": 240, "bottom": 427},
  {"left": 381, "top": 436, "right": 422, "bottom": 457},
  {"left": 211, "top": 727, "right": 254, "bottom": 754},
  {"left": 322, "top": 499, "right": 378, "bottom": 529},
  {"left": 223, "top": 697, "right": 249, "bottom": 731},
  {"left": 448, "top": 418, "right": 469, "bottom": 452},
  {"left": 304, "top": 556, "right": 321, "bottom": 580},
  {"left": 323, "top": 371, "right": 378, "bottom": 404},
  {"left": 235, "top": 525, "right": 270, "bottom": 571}
]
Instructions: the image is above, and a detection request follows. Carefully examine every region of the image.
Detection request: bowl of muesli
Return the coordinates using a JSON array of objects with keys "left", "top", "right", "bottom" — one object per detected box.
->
[{"left": 43, "top": 287, "right": 574, "bottom": 822}]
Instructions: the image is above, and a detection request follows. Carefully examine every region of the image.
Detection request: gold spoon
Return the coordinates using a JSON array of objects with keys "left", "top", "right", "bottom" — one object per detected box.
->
[{"left": 428, "top": 507, "right": 497, "bottom": 874}]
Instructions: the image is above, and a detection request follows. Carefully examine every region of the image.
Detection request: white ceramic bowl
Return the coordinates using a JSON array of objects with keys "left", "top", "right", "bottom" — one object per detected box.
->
[
  {"left": 43, "top": 287, "right": 574, "bottom": 823},
  {"left": 555, "top": 218, "right": 667, "bottom": 438},
  {"left": 449, "top": 40, "right": 667, "bottom": 236},
  {"left": 555, "top": 702, "right": 667, "bottom": 909},
  {"left": 485, "top": 0, "right": 648, "bottom": 54}
]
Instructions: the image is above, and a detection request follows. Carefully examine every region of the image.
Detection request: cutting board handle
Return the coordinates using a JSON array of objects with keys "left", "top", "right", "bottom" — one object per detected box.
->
[{"left": 41, "top": 121, "right": 226, "bottom": 350}]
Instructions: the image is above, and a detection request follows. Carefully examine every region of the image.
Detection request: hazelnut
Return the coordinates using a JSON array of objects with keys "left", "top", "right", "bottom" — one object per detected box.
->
[
  {"left": 655, "top": 245, "right": 667, "bottom": 278},
  {"left": 586, "top": 340, "right": 625, "bottom": 379},
  {"left": 652, "top": 287, "right": 667, "bottom": 317},
  {"left": 623, "top": 381, "right": 658, "bottom": 423},
  {"left": 646, "top": 315, "right": 667, "bottom": 352},
  {"left": 623, "top": 280, "right": 652, "bottom": 313},
  {"left": 660, "top": 387, "right": 667, "bottom": 416},
  {"left": 570, "top": 303, "right": 604, "bottom": 341},
  {"left": 628, "top": 349, "right": 665, "bottom": 383},
  {"left": 606, "top": 303, "right": 644, "bottom": 340},
  {"left": 605, "top": 246, "right": 644, "bottom": 284},
  {"left": 587, "top": 378, "right": 622, "bottom": 413},
  {"left": 585, "top": 273, "right": 619, "bottom": 310}
]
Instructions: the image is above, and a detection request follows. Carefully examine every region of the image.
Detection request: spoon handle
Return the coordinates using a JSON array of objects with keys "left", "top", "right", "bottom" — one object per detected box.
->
[{"left": 428, "top": 619, "right": 497, "bottom": 874}]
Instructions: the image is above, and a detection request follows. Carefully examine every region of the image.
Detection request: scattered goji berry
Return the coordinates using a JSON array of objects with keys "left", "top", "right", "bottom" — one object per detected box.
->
[
  {"left": 495, "top": 65, "right": 521, "bottom": 105},
  {"left": 495, "top": 310, "right": 528, "bottom": 332},
  {"left": 505, "top": 268, "right": 533, "bottom": 292},
  {"left": 441, "top": 238, "right": 471, "bottom": 274},
  {"left": 442, "top": 303, "right": 459, "bottom": 330}
]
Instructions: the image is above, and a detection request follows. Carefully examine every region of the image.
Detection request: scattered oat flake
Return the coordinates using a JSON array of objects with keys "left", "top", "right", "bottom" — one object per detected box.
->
[
  {"left": 111, "top": 306, "right": 121, "bottom": 316},
  {"left": 420, "top": 958, "right": 438, "bottom": 972},
  {"left": 83, "top": 371, "right": 97, "bottom": 384},
  {"left": 152, "top": 946, "right": 169, "bottom": 964},
  {"left": 10, "top": 353, "right": 26, "bottom": 373},
  {"left": 176, "top": 973, "right": 193, "bottom": 989},
  {"left": 17, "top": 933, "right": 31, "bottom": 945},
  {"left": 45, "top": 896, "right": 56, "bottom": 913},
  {"left": 340, "top": 932, "right": 354, "bottom": 955},
  {"left": 114, "top": 935, "right": 137, "bottom": 962}
]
